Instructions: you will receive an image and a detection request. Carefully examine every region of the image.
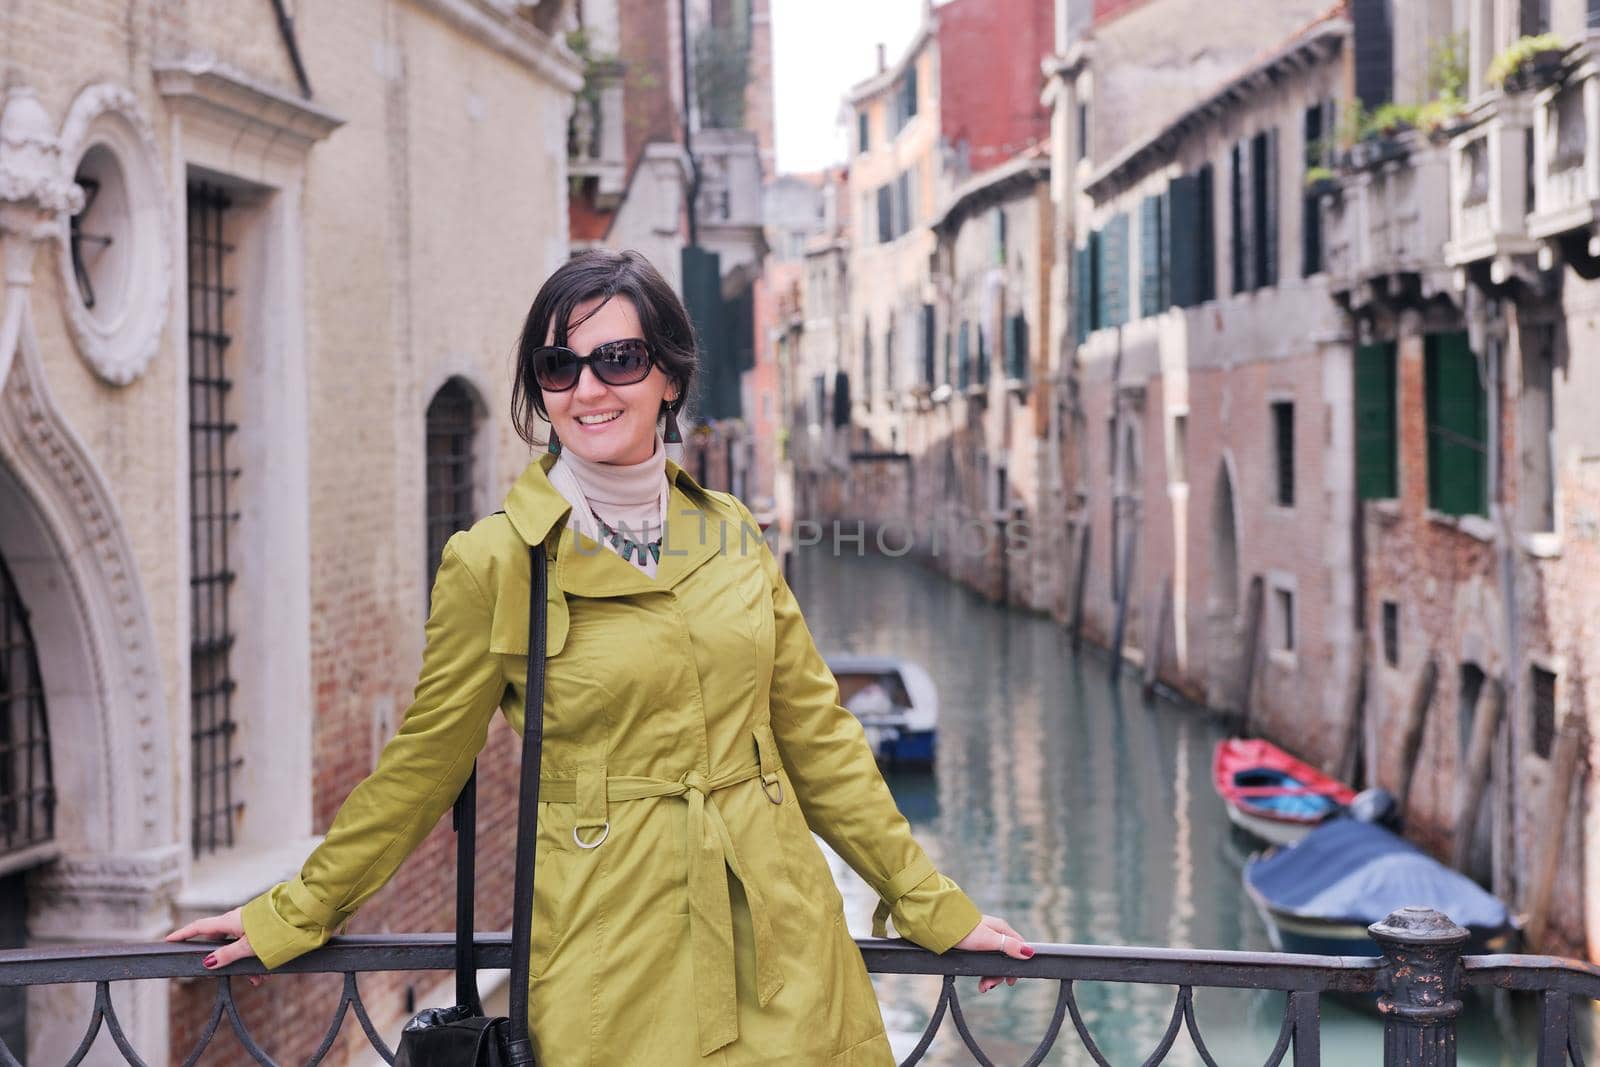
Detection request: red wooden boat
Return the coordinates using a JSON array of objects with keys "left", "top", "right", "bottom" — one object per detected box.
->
[{"left": 1212, "top": 738, "right": 1357, "bottom": 846}]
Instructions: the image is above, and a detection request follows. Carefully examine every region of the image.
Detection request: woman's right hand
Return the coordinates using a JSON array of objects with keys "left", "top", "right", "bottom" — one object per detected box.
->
[{"left": 166, "top": 907, "right": 265, "bottom": 986}]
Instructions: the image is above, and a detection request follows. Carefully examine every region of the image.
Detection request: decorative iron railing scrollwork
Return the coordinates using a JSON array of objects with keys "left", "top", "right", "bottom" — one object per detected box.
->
[{"left": 2, "top": 909, "right": 1599, "bottom": 1065}]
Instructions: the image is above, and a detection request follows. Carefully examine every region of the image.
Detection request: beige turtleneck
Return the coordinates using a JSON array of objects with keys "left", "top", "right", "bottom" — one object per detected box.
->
[{"left": 547, "top": 434, "right": 669, "bottom": 577}]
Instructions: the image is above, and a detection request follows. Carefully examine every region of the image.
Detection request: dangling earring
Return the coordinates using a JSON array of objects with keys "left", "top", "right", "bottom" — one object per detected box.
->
[
  {"left": 662, "top": 400, "right": 682, "bottom": 444},
  {"left": 547, "top": 428, "right": 562, "bottom": 456}
]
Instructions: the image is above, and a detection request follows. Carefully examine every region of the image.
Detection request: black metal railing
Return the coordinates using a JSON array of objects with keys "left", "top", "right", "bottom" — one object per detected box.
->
[{"left": 0, "top": 906, "right": 1595, "bottom": 1066}]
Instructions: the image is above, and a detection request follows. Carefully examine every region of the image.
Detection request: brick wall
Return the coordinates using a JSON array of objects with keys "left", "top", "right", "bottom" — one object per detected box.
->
[{"left": 935, "top": 0, "right": 1054, "bottom": 177}]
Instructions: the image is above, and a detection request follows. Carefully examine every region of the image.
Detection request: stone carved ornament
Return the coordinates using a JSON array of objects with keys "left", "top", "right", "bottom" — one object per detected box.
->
[
  {"left": 53, "top": 83, "right": 173, "bottom": 387},
  {"left": 0, "top": 89, "right": 176, "bottom": 881}
]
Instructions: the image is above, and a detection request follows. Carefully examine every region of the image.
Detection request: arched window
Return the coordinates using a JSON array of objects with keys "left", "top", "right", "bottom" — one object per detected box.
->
[
  {"left": 426, "top": 379, "right": 480, "bottom": 598},
  {"left": 0, "top": 552, "right": 54, "bottom": 861}
]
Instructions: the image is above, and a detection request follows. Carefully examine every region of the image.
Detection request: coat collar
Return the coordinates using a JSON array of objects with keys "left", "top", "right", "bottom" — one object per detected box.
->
[{"left": 502, "top": 452, "right": 727, "bottom": 597}]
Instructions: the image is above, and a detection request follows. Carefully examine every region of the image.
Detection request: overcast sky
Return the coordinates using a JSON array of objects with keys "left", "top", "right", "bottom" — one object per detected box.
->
[{"left": 771, "top": 0, "right": 923, "bottom": 174}]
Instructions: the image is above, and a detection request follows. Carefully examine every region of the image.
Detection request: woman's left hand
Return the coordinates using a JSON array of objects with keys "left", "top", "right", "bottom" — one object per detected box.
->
[{"left": 954, "top": 914, "right": 1034, "bottom": 993}]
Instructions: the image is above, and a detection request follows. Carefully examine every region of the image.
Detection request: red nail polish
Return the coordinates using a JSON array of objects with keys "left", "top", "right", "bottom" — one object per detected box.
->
[
  {"left": 1021, "top": 946, "right": 1035, "bottom": 958},
  {"left": 203, "top": 955, "right": 217, "bottom": 969}
]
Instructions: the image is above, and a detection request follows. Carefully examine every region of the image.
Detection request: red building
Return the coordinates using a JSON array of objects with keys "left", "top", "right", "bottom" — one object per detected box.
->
[{"left": 936, "top": 0, "right": 1055, "bottom": 178}]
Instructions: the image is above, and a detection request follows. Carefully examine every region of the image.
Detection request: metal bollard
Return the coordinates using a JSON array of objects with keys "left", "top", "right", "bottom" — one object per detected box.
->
[{"left": 1369, "top": 906, "right": 1470, "bottom": 1067}]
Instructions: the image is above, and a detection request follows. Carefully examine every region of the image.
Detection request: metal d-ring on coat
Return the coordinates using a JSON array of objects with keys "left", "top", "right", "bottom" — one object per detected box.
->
[{"left": 241, "top": 453, "right": 983, "bottom": 1066}]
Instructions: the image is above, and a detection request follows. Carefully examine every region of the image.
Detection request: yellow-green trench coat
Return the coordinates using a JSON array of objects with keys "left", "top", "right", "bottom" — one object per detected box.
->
[{"left": 242, "top": 454, "right": 983, "bottom": 1066}]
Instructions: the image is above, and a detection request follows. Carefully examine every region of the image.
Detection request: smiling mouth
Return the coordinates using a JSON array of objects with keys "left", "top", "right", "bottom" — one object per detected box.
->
[{"left": 576, "top": 411, "right": 623, "bottom": 426}]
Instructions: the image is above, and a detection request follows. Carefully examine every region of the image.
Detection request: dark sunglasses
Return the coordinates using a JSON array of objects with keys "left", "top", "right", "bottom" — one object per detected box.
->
[{"left": 531, "top": 338, "right": 654, "bottom": 392}]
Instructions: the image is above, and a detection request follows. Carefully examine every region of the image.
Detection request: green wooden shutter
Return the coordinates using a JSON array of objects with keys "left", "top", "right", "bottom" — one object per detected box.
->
[
  {"left": 1197, "top": 164, "right": 1216, "bottom": 300},
  {"left": 958, "top": 321, "right": 971, "bottom": 388},
  {"left": 1424, "top": 332, "right": 1488, "bottom": 516},
  {"left": 1260, "top": 127, "right": 1279, "bottom": 288},
  {"left": 1073, "top": 243, "right": 1092, "bottom": 342},
  {"left": 1103, "top": 214, "right": 1129, "bottom": 327},
  {"left": 1355, "top": 341, "right": 1398, "bottom": 499},
  {"left": 682, "top": 246, "right": 736, "bottom": 418},
  {"left": 1006, "top": 312, "right": 1028, "bottom": 381},
  {"left": 1231, "top": 141, "right": 1250, "bottom": 294},
  {"left": 1168, "top": 175, "right": 1198, "bottom": 307},
  {"left": 1139, "top": 195, "right": 1161, "bottom": 317}
]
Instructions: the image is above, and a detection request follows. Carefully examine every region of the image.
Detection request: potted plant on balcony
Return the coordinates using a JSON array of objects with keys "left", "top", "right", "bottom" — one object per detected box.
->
[
  {"left": 1351, "top": 103, "right": 1419, "bottom": 168},
  {"left": 1420, "top": 32, "right": 1470, "bottom": 142},
  {"left": 1487, "top": 34, "right": 1567, "bottom": 94},
  {"left": 1304, "top": 165, "right": 1339, "bottom": 199}
]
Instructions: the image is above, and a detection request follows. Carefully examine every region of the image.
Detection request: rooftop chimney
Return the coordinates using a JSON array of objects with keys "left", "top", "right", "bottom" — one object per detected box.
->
[{"left": 877, "top": 43, "right": 887, "bottom": 73}]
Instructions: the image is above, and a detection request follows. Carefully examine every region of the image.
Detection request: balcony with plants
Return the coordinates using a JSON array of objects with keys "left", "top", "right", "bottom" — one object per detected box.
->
[
  {"left": 1442, "top": 35, "right": 1569, "bottom": 276},
  {"left": 1528, "top": 39, "right": 1600, "bottom": 268},
  {"left": 1320, "top": 60, "right": 1464, "bottom": 302},
  {"left": 566, "top": 27, "right": 628, "bottom": 209}
]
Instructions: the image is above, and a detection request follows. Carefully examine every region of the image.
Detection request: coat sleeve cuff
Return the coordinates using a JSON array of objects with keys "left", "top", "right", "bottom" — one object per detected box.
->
[
  {"left": 240, "top": 877, "right": 345, "bottom": 970},
  {"left": 870, "top": 860, "right": 983, "bottom": 955}
]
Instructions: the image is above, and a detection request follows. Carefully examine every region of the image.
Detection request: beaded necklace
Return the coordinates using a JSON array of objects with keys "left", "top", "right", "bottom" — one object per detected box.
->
[{"left": 589, "top": 504, "right": 662, "bottom": 565}]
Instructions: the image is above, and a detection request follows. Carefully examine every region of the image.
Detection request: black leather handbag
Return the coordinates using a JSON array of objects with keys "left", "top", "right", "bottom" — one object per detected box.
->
[{"left": 395, "top": 545, "right": 549, "bottom": 1067}]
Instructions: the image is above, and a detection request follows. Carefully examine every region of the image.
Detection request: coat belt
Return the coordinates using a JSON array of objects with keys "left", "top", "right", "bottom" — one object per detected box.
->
[{"left": 538, "top": 756, "right": 787, "bottom": 1055}]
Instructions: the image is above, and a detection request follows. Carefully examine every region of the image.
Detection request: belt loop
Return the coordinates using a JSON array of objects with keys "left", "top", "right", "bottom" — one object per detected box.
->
[
  {"left": 574, "top": 759, "right": 610, "bottom": 848},
  {"left": 752, "top": 727, "right": 783, "bottom": 805}
]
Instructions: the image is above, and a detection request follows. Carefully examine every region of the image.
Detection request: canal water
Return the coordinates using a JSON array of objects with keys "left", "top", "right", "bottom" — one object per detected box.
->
[{"left": 788, "top": 545, "right": 1582, "bottom": 1066}]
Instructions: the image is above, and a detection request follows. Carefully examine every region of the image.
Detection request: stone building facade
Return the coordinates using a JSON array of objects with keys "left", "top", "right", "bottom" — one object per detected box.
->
[
  {"left": 0, "top": 1, "right": 579, "bottom": 1061},
  {"left": 1321, "top": 0, "right": 1600, "bottom": 958}
]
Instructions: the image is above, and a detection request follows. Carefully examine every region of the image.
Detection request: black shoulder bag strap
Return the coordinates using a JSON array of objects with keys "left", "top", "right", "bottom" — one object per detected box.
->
[{"left": 449, "top": 545, "right": 547, "bottom": 1063}]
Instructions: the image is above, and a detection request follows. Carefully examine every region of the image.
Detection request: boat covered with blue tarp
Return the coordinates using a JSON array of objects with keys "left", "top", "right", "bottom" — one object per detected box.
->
[{"left": 1244, "top": 818, "right": 1518, "bottom": 956}]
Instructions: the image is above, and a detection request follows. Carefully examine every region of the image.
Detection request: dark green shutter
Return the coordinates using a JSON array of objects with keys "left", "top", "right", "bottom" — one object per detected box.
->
[
  {"left": 1231, "top": 141, "right": 1249, "bottom": 294},
  {"left": 977, "top": 325, "right": 990, "bottom": 384},
  {"left": 1256, "top": 128, "right": 1279, "bottom": 289},
  {"left": 1197, "top": 164, "right": 1216, "bottom": 300},
  {"left": 1102, "top": 214, "right": 1129, "bottom": 327},
  {"left": 1168, "top": 176, "right": 1198, "bottom": 307},
  {"left": 1005, "top": 312, "right": 1028, "bottom": 381},
  {"left": 682, "top": 246, "right": 739, "bottom": 419},
  {"left": 1425, "top": 332, "right": 1488, "bottom": 516},
  {"left": 1074, "top": 242, "right": 1093, "bottom": 341},
  {"left": 1139, "top": 195, "right": 1161, "bottom": 317},
  {"left": 1355, "top": 341, "right": 1398, "bottom": 500},
  {"left": 921, "top": 303, "right": 936, "bottom": 384},
  {"left": 958, "top": 322, "right": 970, "bottom": 389}
]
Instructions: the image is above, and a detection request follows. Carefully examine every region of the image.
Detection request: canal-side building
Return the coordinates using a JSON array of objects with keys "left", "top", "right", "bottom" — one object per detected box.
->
[
  {"left": 1066, "top": 9, "right": 1356, "bottom": 758},
  {"left": 566, "top": 0, "right": 775, "bottom": 498},
  {"left": 0, "top": 2, "right": 579, "bottom": 1062},
  {"left": 793, "top": 169, "right": 853, "bottom": 520},
  {"left": 837, "top": 0, "right": 1056, "bottom": 550},
  {"left": 924, "top": 151, "right": 1055, "bottom": 605},
  {"left": 1320, "top": 0, "right": 1600, "bottom": 958},
  {"left": 842, "top": 26, "right": 942, "bottom": 528}
]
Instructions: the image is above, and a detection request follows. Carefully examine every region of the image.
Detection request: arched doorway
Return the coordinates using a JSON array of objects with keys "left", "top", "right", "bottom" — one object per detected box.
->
[
  {"left": 0, "top": 549, "right": 54, "bottom": 1057},
  {"left": 0, "top": 315, "right": 178, "bottom": 1062}
]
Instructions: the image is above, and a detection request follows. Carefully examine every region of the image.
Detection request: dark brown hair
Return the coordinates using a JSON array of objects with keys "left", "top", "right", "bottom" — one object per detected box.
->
[{"left": 511, "top": 249, "right": 698, "bottom": 448}]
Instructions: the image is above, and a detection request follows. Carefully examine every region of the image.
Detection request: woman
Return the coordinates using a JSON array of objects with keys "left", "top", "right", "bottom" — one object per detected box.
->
[{"left": 169, "top": 249, "right": 1031, "bottom": 1065}]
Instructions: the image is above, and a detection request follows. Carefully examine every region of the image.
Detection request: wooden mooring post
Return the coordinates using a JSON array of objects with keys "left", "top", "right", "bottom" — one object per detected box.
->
[
  {"left": 1109, "top": 517, "right": 1138, "bottom": 680},
  {"left": 1526, "top": 712, "right": 1586, "bottom": 950},
  {"left": 1142, "top": 576, "right": 1173, "bottom": 702},
  {"left": 1235, "top": 576, "right": 1265, "bottom": 736},
  {"left": 1395, "top": 657, "right": 1438, "bottom": 823},
  {"left": 1452, "top": 677, "right": 1504, "bottom": 872},
  {"left": 1069, "top": 523, "right": 1091, "bottom": 653}
]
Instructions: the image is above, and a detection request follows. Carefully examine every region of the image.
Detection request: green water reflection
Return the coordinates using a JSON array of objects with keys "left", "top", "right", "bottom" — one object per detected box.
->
[{"left": 789, "top": 546, "right": 1588, "bottom": 1066}]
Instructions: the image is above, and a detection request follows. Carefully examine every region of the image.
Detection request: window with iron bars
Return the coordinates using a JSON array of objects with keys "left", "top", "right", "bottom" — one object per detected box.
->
[
  {"left": 188, "top": 181, "right": 243, "bottom": 856},
  {"left": 426, "top": 380, "right": 479, "bottom": 600},
  {"left": 0, "top": 553, "right": 55, "bottom": 862}
]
